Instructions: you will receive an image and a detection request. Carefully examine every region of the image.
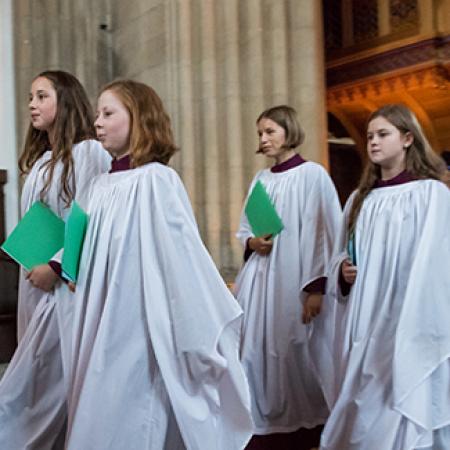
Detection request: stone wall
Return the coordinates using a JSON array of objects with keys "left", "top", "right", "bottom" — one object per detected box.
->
[{"left": 13, "top": 0, "right": 327, "bottom": 277}]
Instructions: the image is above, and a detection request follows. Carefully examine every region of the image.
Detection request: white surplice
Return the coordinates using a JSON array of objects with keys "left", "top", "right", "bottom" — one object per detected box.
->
[
  {"left": 66, "top": 163, "right": 253, "bottom": 450},
  {"left": 0, "top": 140, "right": 111, "bottom": 450},
  {"left": 233, "top": 161, "right": 342, "bottom": 434},
  {"left": 320, "top": 180, "right": 450, "bottom": 450}
]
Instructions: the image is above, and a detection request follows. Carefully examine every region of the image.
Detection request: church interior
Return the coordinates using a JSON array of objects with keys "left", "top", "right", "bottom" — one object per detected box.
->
[{"left": 0, "top": 0, "right": 449, "bottom": 381}]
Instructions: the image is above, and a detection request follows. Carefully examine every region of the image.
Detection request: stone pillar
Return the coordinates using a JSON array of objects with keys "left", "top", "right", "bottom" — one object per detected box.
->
[
  {"left": 0, "top": 0, "right": 19, "bottom": 234},
  {"left": 13, "top": 0, "right": 329, "bottom": 277},
  {"left": 377, "top": 0, "right": 391, "bottom": 36},
  {"left": 288, "top": 0, "right": 329, "bottom": 167}
]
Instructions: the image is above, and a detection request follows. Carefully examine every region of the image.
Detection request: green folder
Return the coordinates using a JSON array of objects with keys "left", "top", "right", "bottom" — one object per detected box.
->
[
  {"left": 244, "top": 180, "right": 284, "bottom": 238},
  {"left": 62, "top": 201, "right": 89, "bottom": 282},
  {"left": 0, "top": 201, "right": 65, "bottom": 271}
]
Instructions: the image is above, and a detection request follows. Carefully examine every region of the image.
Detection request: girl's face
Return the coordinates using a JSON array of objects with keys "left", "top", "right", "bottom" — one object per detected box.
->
[
  {"left": 95, "top": 89, "right": 131, "bottom": 158},
  {"left": 367, "top": 116, "right": 412, "bottom": 174},
  {"left": 257, "top": 118, "right": 291, "bottom": 164},
  {"left": 29, "top": 76, "right": 57, "bottom": 133}
]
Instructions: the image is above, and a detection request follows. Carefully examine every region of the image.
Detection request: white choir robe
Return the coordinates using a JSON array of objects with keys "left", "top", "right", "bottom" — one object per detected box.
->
[
  {"left": 65, "top": 162, "right": 253, "bottom": 450},
  {"left": 0, "top": 140, "right": 111, "bottom": 450},
  {"left": 320, "top": 180, "right": 450, "bottom": 450},
  {"left": 233, "top": 161, "right": 342, "bottom": 434}
]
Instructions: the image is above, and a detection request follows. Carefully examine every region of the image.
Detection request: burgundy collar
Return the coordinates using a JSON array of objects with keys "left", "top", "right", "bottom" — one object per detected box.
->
[
  {"left": 271, "top": 153, "right": 306, "bottom": 173},
  {"left": 110, "top": 154, "right": 131, "bottom": 173},
  {"left": 374, "top": 170, "right": 417, "bottom": 188}
]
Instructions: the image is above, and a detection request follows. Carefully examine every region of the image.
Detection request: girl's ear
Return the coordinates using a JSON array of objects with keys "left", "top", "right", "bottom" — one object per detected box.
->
[{"left": 403, "top": 131, "right": 414, "bottom": 149}]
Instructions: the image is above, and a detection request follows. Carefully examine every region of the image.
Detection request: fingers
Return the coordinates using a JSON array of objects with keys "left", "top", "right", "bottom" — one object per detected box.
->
[
  {"left": 342, "top": 259, "right": 357, "bottom": 284},
  {"left": 302, "top": 310, "right": 311, "bottom": 324}
]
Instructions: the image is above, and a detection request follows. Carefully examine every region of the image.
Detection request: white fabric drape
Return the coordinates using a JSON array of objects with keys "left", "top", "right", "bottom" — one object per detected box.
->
[
  {"left": 233, "top": 161, "right": 342, "bottom": 434},
  {"left": 320, "top": 180, "right": 450, "bottom": 450},
  {"left": 0, "top": 140, "right": 111, "bottom": 450},
  {"left": 66, "top": 162, "right": 253, "bottom": 450}
]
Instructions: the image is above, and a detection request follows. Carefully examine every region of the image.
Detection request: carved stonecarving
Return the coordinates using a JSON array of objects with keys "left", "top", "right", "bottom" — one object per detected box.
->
[
  {"left": 327, "top": 65, "right": 450, "bottom": 106},
  {"left": 358, "top": 85, "right": 369, "bottom": 98},
  {"left": 327, "top": 37, "right": 449, "bottom": 87}
]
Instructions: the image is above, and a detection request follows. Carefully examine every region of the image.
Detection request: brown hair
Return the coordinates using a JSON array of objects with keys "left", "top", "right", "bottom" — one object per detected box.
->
[
  {"left": 257, "top": 105, "right": 305, "bottom": 150},
  {"left": 19, "top": 70, "right": 96, "bottom": 207},
  {"left": 348, "top": 103, "right": 447, "bottom": 234},
  {"left": 99, "top": 79, "right": 178, "bottom": 167}
]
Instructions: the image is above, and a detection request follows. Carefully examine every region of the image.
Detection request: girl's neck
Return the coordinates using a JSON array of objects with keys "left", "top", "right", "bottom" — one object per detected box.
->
[
  {"left": 380, "top": 164, "right": 406, "bottom": 181},
  {"left": 274, "top": 149, "right": 296, "bottom": 165},
  {"left": 114, "top": 151, "right": 130, "bottom": 161}
]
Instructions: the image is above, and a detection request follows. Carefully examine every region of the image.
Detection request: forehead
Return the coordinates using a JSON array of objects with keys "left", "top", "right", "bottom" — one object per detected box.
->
[
  {"left": 97, "top": 89, "right": 126, "bottom": 110},
  {"left": 257, "top": 117, "right": 283, "bottom": 130},
  {"left": 368, "top": 116, "right": 396, "bottom": 132},
  {"left": 31, "top": 76, "right": 55, "bottom": 92}
]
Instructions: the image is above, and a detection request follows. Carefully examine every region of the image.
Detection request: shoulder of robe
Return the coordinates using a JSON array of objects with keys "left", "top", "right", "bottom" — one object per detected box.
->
[
  {"left": 140, "top": 162, "right": 182, "bottom": 186},
  {"left": 72, "top": 139, "right": 109, "bottom": 159}
]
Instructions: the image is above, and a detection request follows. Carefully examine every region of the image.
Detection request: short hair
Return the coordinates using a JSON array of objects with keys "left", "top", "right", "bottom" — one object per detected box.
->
[
  {"left": 257, "top": 105, "right": 305, "bottom": 149},
  {"left": 99, "top": 79, "right": 178, "bottom": 167}
]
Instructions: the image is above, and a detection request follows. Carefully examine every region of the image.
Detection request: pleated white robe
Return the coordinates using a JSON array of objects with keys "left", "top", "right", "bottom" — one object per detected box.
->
[
  {"left": 66, "top": 162, "right": 253, "bottom": 450},
  {"left": 233, "top": 161, "right": 342, "bottom": 434},
  {"left": 320, "top": 180, "right": 450, "bottom": 450},
  {"left": 0, "top": 140, "right": 111, "bottom": 450}
]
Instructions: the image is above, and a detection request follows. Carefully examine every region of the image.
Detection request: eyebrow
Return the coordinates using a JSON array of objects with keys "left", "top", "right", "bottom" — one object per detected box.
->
[{"left": 30, "top": 89, "right": 48, "bottom": 95}]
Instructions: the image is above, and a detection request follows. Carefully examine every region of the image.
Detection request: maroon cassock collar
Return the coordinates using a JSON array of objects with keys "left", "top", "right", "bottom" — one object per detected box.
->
[
  {"left": 109, "top": 154, "right": 131, "bottom": 173},
  {"left": 271, "top": 153, "right": 306, "bottom": 173},
  {"left": 373, "top": 170, "right": 417, "bottom": 188}
]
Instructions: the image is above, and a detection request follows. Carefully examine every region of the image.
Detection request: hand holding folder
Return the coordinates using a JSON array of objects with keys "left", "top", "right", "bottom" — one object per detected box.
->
[
  {"left": 245, "top": 180, "right": 284, "bottom": 238},
  {"left": 1, "top": 202, "right": 65, "bottom": 271},
  {"left": 62, "top": 202, "right": 88, "bottom": 282},
  {"left": 1, "top": 200, "right": 88, "bottom": 282}
]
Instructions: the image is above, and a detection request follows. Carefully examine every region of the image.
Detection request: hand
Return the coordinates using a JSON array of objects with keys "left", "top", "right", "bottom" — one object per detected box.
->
[
  {"left": 26, "top": 264, "right": 59, "bottom": 292},
  {"left": 302, "top": 293, "right": 322, "bottom": 324},
  {"left": 68, "top": 282, "right": 76, "bottom": 293},
  {"left": 341, "top": 259, "right": 357, "bottom": 285},
  {"left": 248, "top": 235, "right": 273, "bottom": 256}
]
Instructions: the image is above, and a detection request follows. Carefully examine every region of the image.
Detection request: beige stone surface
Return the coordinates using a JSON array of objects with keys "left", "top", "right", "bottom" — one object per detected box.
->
[{"left": 13, "top": 0, "right": 327, "bottom": 277}]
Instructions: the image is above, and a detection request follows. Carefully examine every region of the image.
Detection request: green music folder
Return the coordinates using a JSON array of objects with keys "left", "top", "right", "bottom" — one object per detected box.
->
[
  {"left": 244, "top": 180, "right": 284, "bottom": 238},
  {"left": 0, "top": 201, "right": 65, "bottom": 271},
  {"left": 62, "top": 201, "right": 88, "bottom": 282}
]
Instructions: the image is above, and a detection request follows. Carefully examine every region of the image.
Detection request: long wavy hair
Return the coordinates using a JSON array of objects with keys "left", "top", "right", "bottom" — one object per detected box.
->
[
  {"left": 19, "top": 70, "right": 96, "bottom": 207},
  {"left": 348, "top": 104, "right": 446, "bottom": 234},
  {"left": 99, "top": 80, "right": 178, "bottom": 167}
]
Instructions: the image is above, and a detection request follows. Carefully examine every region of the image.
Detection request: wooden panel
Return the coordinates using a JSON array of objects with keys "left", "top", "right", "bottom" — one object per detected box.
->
[{"left": 0, "top": 169, "right": 18, "bottom": 362}]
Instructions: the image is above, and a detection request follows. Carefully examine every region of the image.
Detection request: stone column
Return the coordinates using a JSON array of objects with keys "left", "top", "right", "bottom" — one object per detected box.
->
[
  {"left": 288, "top": 0, "right": 329, "bottom": 167},
  {"left": 0, "top": 0, "right": 19, "bottom": 234},
  {"left": 377, "top": 0, "right": 391, "bottom": 36}
]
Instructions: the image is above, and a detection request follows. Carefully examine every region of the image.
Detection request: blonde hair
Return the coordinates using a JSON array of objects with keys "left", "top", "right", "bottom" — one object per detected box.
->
[
  {"left": 19, "top": 70, "right": 95, "bottom": 207},
  {"left": 348, "top": 104, "right": 446, "bottom": 234},
  {"left": 99, "top": 80, "right": 178, "bottom": 167}
]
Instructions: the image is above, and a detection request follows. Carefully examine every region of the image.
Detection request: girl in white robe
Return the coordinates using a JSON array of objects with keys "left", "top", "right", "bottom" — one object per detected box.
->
[
  {"left": 233, "top": 105, "right": 341, "bottom": 446},
  {"left": 65, "top": 79, "right": 253, "bottom": 450},
  {"left": 320, "top": 104, "right": 450, "bottom": 450},
  {"left": 0, "top": 70, "right": 110, "bottom": 450}
]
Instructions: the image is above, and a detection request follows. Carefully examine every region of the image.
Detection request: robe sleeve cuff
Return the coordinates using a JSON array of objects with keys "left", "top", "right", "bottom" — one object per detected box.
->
[
  {"left": 48, "top": 261, "right": 67, "bottom": 283},
  {"left": 303, "top": 277, "right": 327, "bottom": 294},
  {"left": 243, "top": 238, "right": 254, "bottom": 262}
]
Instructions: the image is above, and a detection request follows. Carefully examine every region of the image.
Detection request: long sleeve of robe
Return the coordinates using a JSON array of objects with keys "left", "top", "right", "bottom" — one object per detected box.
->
[
  {"left": 320, "top": 179, "right": 450, "bottom": 450},
  {"left": 66, "top": 162, "right": 253, "bottom": 450}
]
